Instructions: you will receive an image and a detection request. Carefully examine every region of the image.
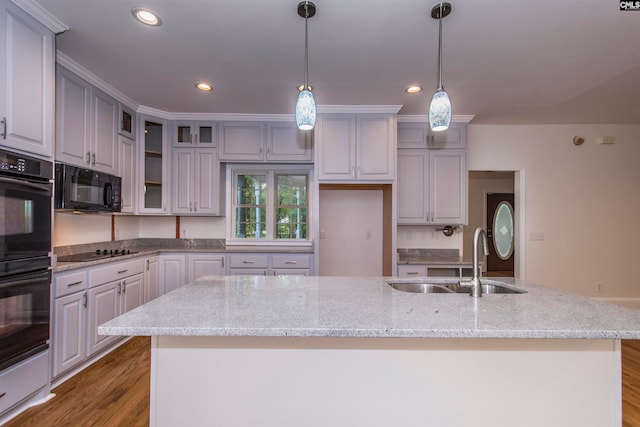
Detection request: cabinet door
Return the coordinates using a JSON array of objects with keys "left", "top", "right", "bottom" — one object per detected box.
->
[
  {"left": 139, "top": 117, "right": 168, "bottom": 213},
  {"left": 145, "top": 257, "right": 159, "bottom": 302},
  {"left": 397, "top": 122, "right": 428, "bottom": 149},
  {"left": 431, "top": 150, "right": 466, "bottom": 224},
  {"left": 118, "top": 135, "right": 136, "bottom": 213},
  {"left": 172, "top": 148, "right": 194, "bottom": 214},
  {"left": 194, "top": 148, "right": 220, "bottom": 215},
  {"left": 90, "top": 88, "right": 118, "bottom": 174},
  {"left": 397, "top": 149, "right": 429, "bottom": 224},
  {"left": 121, "top": 273, "right": 144, "bottom": 314},
  {"left": 187, "top": 254, "right": 225, "bottom": 282},
  {"left": 266, "top": 122, "right": 312, "bottom": 162},
  {"left": 159, "top": 255, "right": 186, "bottom": 295},
  {"left": 218, "top": 122, "right": 265, "bottom": 161},
  {"left": 356, "top": 115, "right": 395, "bottom": 180},
  {"left": 316, "top": 115, "right": 356, "bottom": 180},
  {"left": 173, "top": 122, "right": 216, "bottom": 147},
  {"left": 53, "top": 291, "right": 87, "bottom": 377},
  {"left": 429, "top": 123, "right": 467, "bottom": 149},
  {"left": 55, "top": 65, "right": 91, "bottom": 166},
  {"left": 0, "top": 2, "right": 54, "bottom": 157},
  {"left": 87, "top": 280, "right": 120, "bottom": 356},
  {"left": 118, "top": 103, "right": 135, "bottom": 139}
]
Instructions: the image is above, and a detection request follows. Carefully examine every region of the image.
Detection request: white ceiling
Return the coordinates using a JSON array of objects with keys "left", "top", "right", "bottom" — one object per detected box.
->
[{"left": 35, "top": 0, "right": 640, "bottom": 124}]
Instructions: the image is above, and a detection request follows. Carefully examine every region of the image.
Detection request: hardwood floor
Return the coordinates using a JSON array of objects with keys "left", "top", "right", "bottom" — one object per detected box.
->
[
  {"left": 4, "top": 337, "right": 150, "bottom": 427},
  {"left": 623, "top": 340, "right": 640, "bottom": 427},
  {"left": 4, "top": 338, "right": 640, "bottom": 426}
]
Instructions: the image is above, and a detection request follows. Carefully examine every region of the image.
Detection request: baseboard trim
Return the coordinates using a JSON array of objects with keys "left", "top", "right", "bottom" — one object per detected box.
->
[{"left": 593, "top": 297, "right": 640, "bottom": 311}]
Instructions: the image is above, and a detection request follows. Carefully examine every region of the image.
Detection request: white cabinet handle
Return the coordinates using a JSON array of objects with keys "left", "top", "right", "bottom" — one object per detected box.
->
[
  {"left": 285, "top": 261, "right": 297, "bottom": 264},
  {"left": 92, "top": 153, "right": 96, "bottom": 165},
  {"left": 407, "top": 272, "right": 419, "bottom": 275},
  {"left": 86, "top": 151, "right": 91, "bottom": 164},
  {"left": 351, "top": 166, "right": 355, "bottom": 178},
  {"left": 117, "top": 282, "right": 122, "bottom": 294},
  {"left": 82, "top": 293, "right": 87, "bottom": 308},
  {"left": 1, "top": 117, "right": 6, "bottom": 139},
  {"left": 122, "top": 280, "right": 126, "bottom": 293},
  {"left": 194, "top": 201, "right": 197, "bottom": 212},
  {"left": 117, "top": 269, "right": 128, "bottom": 274},
  {"left": 67, "top": 280, "right": 83, "bottom": 287},
  {"left": 243, "top": 260, "right": 255, "bottom": 264}
]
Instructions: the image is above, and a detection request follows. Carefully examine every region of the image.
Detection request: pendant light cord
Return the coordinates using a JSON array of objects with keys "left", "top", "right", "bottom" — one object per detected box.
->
[
  {"left": 437, "top": 2, "right": 443, "bottom": 91},
  {"left": 304, "top": 2, "right": 309, "bottom": 89}
]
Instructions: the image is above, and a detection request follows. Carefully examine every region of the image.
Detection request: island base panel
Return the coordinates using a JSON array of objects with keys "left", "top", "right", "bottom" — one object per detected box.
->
[{"left": 150, "top": 336, "right": 620, "bottom": 427}]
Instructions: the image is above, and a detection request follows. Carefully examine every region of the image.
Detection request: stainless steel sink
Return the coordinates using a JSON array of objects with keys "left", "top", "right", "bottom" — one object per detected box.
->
[
  {"left": 387, "top": 282, "right": 455, "bottom": 294},
  {"left": 387, "top": 280, "right": 526, "bottom": 295}
]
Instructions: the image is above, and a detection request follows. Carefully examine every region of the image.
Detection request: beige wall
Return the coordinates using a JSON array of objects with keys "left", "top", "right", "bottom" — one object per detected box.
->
[{"left": 467, "top": 124, "right": 640, "bottom": 300}]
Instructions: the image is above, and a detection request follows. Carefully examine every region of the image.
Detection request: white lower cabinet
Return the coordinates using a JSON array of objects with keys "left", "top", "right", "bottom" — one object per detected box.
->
[
  {"left": 87, "top": 259, "right": 144, "bottom": 357},
  {"left": 0, "top": 351, "right": 49, "bottom": 414},
  {"left": 53, "top": 258, "right": 145, "bottom": 379},
  {"left": 158, "top": 254, "right": 186, "bottom": 295},
  {"left": 397, "top": 264, "right": 475, "bottom": 279},
  {"left": 228, "top": 253, "right": 312, "bottom": 276},
  {"left": 187, "top": 254, "right": 225, "bottom": 282},
  {"left": 145, "top": 256, "right": 159, "bottom": 302}
]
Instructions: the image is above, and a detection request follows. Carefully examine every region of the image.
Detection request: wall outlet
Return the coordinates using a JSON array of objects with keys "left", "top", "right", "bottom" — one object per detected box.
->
[
  {"left": 595, "top": 283, "right": 603, "bottom": 293},
  {"left": 182, "top": 229, "right": 187, "bottom": 237},
  {"left": 529, "top": 232, "right": 545, "bottom": 241}
]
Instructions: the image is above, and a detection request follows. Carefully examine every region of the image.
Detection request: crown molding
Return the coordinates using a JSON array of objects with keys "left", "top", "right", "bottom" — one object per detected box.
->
[
  {"left": 11, "top": 0, "right": 69, "bottom": 33},
  {"left": 317, "top": 105, "right": 403, "bottom": 114},
  {"left": 397, "top": 114, "right": 475, "bottom": 124},
  {"left": 56, "top": 51, "right": 139, "bottom": 110}
]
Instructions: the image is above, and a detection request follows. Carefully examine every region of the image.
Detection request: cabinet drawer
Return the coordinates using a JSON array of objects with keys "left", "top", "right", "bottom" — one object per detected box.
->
[
  {"left": 271, "top": 254, "right": 311, "bottom": 269},
  {"left": 397, "top": 265, "right": 427, "bottom": 277},
  {"left": 55, "top": 270, "right": 88, "bottom": 298},
  {"left": 89, "top": 258, "right": 145, "bottom": 287},
  {"left": 0, "top": 350, "right": 49, "bottom": 414},
  {"left": 228, "top": 254, "right": 269, "bottom": 268}
]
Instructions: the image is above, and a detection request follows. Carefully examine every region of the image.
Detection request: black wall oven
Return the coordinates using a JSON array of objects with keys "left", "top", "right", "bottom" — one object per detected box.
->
[{"left": 0, "top": 148, "right": 52, "bottom": 371}]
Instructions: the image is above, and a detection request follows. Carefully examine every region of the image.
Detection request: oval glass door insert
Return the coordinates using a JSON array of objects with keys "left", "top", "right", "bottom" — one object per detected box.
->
[{"left": 493, "top": 201, "right": 514, "bottom": 260}]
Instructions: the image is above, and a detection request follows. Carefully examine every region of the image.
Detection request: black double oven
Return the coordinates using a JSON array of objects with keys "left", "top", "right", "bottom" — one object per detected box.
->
[{"left": 0, "top": 148, "right": 53, "bottom": 371}]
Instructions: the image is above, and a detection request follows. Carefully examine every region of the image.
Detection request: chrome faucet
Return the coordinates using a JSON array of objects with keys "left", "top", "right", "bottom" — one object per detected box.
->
[{"left": 470, "top": 227, "right": 489, "bottom": 298}]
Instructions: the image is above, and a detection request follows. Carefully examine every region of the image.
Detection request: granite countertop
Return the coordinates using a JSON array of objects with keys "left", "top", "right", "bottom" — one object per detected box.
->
[
  {"left": 53, "top": 238, "right": 313, "bottom": 272},
  {"left": 396, "top": 248, "right": 474, "bottom": 265},
  {"left": 99, "top": 275, "right": 640, "bottom": 340}
]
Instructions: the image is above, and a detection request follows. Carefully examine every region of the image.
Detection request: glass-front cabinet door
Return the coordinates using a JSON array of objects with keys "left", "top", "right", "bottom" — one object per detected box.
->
[
  {"left": 173, "top": 121, "right": 215, "bottom": 146},
  {"left": 139, "top": 115, "right": 168, "bottom": 213}
]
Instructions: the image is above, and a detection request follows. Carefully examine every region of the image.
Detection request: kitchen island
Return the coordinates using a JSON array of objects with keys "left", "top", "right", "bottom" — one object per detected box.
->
[{"left": 99, "top": 275, "right": 640, "bottom": 427}]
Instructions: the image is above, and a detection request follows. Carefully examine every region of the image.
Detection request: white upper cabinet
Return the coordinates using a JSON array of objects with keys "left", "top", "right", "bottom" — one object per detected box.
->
[
  {"left": 172, "top": 147, "right": 221, "bottom": 215},
  {"left": 397, "top": 149, "right": 467, "bottom": 225},
  {"left": 398, "top": 122, "right": 466, "bottom": 150},
  {"left": 218, "top": 121, "right": 312, "bottom": 162},
  {"left": 316, "top": 114, "right": 395, "bottom": 182},
  {"left": 118, "top": 135, "right": 136, "bottom": 213},
  {"left": 138, "top": 116, "right": 169, "bottom": 214},
  {"left": 55, "top": 66, "right": 118, "bottom": 174},
  {"left": 173, "top": 121, "right": 216, "bottom": 147},
  {"left": 0, "top": 1, "right": 55, "bottom": 158},
  {"left": 118, "top": 103, "right": 136, "bottom": 140}
]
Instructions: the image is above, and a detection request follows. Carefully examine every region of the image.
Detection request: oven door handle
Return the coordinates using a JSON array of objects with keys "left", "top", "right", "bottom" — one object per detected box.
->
[
  {"left": 0, "top": 176, "right": 52, "bottom": 194},
  {"left": 0, "top": 271, "right": 50, "bottom": 290}
]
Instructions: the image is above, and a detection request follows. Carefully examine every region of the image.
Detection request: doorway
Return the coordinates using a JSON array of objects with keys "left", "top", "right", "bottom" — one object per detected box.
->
[
  {"left": 466, "top": 171, "right": 517, "bottom": 277},
  {"left": 486, "top": 193, "right": 514, "bottom": 276},
  {"left": 318, "top": 184, "right": 393, "bottom": 276}
]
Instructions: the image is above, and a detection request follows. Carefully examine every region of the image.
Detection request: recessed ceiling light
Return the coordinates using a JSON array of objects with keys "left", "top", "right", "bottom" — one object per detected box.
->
[
  {"left": 131, "top": 7, "right": 162, "bottom": 26},
  {"left": 196, "top": 82, "right": 213, "bottom": 91},
  {"left": 405, "top": 85, "right": 423, "bottom": 94}
]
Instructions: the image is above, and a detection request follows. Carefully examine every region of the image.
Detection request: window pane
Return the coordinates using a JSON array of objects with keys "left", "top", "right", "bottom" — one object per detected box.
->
[
  {"left": 235, "top": 207, "right": 267, "bottom": 239},
  {"left": 277, "top": 175, "right": 307, "bottom": 206},
  {"left": 276, "top": 208, "right": 307, "bottom": 239},
  {"left": 237, "top": 174, "right": 267, "bottom": 205}
]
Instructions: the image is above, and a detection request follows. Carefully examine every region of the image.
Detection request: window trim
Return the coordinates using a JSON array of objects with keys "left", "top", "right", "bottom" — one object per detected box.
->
[{"left": 226, "top": 164, "right": 313, "bottom": 246}]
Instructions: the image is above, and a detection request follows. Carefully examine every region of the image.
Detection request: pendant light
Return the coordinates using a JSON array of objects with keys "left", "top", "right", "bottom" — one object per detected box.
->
[
  {"left": 429, "top": 2, "right": 452, "bottom": 132},
  {"left": 295, "top": 1, "right": 317, "bottom": 131}
]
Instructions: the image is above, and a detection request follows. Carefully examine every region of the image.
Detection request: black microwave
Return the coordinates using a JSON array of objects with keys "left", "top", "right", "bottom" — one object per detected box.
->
[{"left": 55, "top": 163, "right": 121, "bottom": 212}]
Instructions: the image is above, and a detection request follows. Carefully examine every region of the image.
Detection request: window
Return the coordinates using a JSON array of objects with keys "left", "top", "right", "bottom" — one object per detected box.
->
[{"left": 229, "top": 166, "right": 311, "bottom": 243}]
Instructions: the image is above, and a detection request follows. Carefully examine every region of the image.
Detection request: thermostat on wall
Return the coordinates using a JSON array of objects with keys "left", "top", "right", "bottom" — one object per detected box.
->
[{"left": 597, "top": 136, "right": 616, "bottom": 145}]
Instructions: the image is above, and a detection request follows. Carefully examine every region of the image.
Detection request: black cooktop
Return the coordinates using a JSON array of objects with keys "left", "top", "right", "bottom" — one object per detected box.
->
[{"left": 57, "top": 249, "right": 138, "bottom": 263}]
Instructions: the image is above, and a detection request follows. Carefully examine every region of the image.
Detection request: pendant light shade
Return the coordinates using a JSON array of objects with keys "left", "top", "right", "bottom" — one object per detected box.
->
[
  {"left": 295, "top": 1, "right": 317, "bottom": 130},
  {"left": 429, "top": 2, "right": 452, "bottom": 132},
  {"left": 429, "top": 89, "right": 451, "bottom": 131},
  {"left": 296, "top": 87, "right": 316, "bottom": 130}
]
